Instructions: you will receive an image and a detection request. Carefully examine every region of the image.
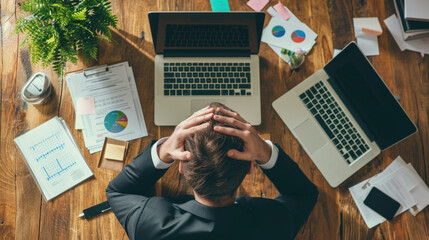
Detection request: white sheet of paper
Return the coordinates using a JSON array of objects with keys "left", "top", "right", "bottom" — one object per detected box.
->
[
  {"left": 384, "top": 15, "right": 429, "bottom": 55},
  {"left": 356, "top": 34, "right": 380, "bottom": 56},
  {"left": 406, "top": 164, "right": 429, "bottom": 215},
  {"left": 262, "top": 17, "right": 317, "bottom": 52},
  {"left": 349, "top": 156, "right": 413, "bottom": 228}
]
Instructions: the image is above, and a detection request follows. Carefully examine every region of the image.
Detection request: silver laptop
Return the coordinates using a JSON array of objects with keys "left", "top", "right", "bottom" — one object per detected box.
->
[
  {"left": 149, "top": 12, "right": 265, "bottom": 126},
  {"left": 273, "top": 42, "right": 417, "bottom": 187}
]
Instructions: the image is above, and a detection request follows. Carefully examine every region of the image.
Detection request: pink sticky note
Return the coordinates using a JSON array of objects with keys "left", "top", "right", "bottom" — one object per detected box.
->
[
  {"left": 273, "top": 2, "right": 291, "bottom": 20},
  {"left": 76, "top": 97, "right": 95, "bottom": 115},
  {"left": 247, "top": 0, "right": 269, "bottom": 11}
]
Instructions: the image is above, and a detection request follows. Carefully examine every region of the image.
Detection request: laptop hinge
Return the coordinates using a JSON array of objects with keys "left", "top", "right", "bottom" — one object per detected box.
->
[{"left": 164, "top": 50, "right": 251, "bottom": 58}]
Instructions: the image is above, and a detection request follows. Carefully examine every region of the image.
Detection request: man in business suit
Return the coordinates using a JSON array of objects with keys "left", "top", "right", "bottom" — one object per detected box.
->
[{"left": 106, "top": 103, "right": 318, "bottom": 240}]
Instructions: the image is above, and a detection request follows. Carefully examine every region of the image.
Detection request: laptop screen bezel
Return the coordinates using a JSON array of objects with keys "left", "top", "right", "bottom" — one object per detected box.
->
[
  {"left": 148, "top": 12, "right": 265, "bottom": 56},
  {"left": 323, "top": 42, "right": 417, "bottom": 150}
]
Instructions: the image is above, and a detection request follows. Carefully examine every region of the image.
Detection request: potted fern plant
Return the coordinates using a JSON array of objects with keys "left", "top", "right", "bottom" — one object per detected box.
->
[{"left": 16, "top": 0, "right": 118, "bottom": 77}]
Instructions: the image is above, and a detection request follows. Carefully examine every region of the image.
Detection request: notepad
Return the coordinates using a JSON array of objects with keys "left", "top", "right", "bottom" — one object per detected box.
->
[
  {"left": 14, "top": 117, "right": 93, "bottom": 201},
  {"left": 98, "top": 138, "right": 129, "bottom": 172}
]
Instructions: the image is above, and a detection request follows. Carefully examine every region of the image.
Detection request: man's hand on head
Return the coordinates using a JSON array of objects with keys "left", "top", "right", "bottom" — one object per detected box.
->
[
  {"left": 213, "top": 108, "right": 271, "bottom": 165},
  {"left": 158, "top": 106, "right": 214, "bottom": 164}
]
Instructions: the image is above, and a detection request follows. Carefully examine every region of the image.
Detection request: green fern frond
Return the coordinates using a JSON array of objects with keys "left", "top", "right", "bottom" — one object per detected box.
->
[{"left": 16, "top": 0, "right": 118, "bottom": 77}]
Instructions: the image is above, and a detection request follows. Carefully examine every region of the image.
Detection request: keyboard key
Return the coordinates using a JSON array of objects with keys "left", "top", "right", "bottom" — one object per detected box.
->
[
  {"left": 177, "top": 90, "right": 182, "bottom": 95},
  {"left": 315, "top": 114, "right": 334, "bottom": 139},
  {"left": 183, "top": 90, "right": 190, "bottom": 95},
  {"left": 229, "top": 90, "right": 234, "bottom": 95},
  {"left": 222, "top": 90, "right": 228, "bottom": 95},
  {"left": 349, "top": 151, "right": 357, "bottom": 160},
  {"left": 164, "top": 84, "right": 172, "bottom": 89},
  {"left": 306, "top": 90, "right": 314, "bottom": 99},
  {"left": 164, "top": 73, "right": 174, "bottom": 77},
  {"left": 356, "top": 150, "right": 362, "bottom": 156},
  {"left": 311, "top": 87, "right": 318, "bottom": 94},
  {"left": 192, "top": 90, "right": 220, "bottom": 95},
  {"left": 164, "top": 78, "right": 175, "bottom": 83},
  {"left": 170, "top": 90, "right": 175, "bottom": 95},
  {"left": 239, "top": 84, "right": 251, "bottom": 89},
  {"left": 164, "top": 90, "right": 169, "bottom": 95}
]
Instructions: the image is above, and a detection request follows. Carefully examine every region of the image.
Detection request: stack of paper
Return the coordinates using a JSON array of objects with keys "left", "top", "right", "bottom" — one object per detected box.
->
[
  {"left": 14, "top": 117, "right": 93, "bottom": 201},
  {"left": 349, "top": 156, "right": 429, "bottom": 228},
  {"left": 384, "top": 14, "right": 429, "bottom": 56},
  {"left": 353, "top": 18, "right": 383, "bottom": 56},
  {"left": 261, "top": 3, "right": 318, "bottom": 64},
  {"left": 66, "top": 62, "right": 148, "bottom": 154}
]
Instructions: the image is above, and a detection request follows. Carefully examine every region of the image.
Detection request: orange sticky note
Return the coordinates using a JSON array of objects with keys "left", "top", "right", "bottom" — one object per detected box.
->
[{"left": 273, "top": 2, "right": 291, "bottom": 20}]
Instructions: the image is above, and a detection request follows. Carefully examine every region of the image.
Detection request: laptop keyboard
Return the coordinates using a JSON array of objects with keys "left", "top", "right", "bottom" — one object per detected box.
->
[
  {"left": 163, "top": 62, "right": 252, "bottom": 96},
  {"left": 299, "top": 81, "right": 370, "bottom": 164}
]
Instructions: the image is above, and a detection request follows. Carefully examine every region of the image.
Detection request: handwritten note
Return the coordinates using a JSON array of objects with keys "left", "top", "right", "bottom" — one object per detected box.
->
[
  {"left": 247, "top": 0, "right": 269, "bottom": 11},
  {"left": 273, "top": 2, "right": 290, "bottom": 20},
  {"left": 210, "top": 0, "right": 230, "bottom": 11}
]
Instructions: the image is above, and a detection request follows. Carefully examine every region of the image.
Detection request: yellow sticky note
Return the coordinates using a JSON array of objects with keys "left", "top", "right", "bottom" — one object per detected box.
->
[{"left": 104, "top": 144, "right": 126, "bottom": 161}]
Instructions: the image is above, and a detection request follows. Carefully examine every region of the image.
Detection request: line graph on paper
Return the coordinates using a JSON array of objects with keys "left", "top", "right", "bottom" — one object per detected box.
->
[{"left": 29, "top": 132, "right": 77, "bottom": 181}]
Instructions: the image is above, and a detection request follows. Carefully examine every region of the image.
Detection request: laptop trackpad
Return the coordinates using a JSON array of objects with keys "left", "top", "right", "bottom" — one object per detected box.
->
[
  {"left": 294, "top": 119, "right": 328, "bottom": 154},
  {"left": 191, "top": 99, "right": 226, "bottom": 113}
]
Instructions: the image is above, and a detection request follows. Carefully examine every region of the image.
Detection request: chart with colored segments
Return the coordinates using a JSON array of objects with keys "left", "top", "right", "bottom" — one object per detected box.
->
[
  {"left": 291, "top": 30, "right": 306, "bottom": 43},
  {"left": 104, "top": 111, "right": 129, "bottom": 133}
]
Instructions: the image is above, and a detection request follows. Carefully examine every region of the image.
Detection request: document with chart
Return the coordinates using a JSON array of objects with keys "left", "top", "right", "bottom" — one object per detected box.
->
[
  {"left": 14, "top": 117, "right": 93, "bottom": 201},
  {"left": 66, "top": 62, "right": 148, "bottom": 154}
]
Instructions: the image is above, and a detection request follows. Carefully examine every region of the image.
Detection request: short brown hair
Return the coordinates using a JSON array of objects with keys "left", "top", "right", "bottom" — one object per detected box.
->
[{"left": 183, "top": 102, "right": 250, "bottom": 200}]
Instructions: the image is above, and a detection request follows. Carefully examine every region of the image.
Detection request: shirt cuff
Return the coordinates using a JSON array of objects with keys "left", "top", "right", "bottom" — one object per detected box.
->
[
  {"left": 258, "top": 140, "right": 279, "bottom": 170},
  {"left": 151, "top": 137, "right": 173, "bottom": 169}
]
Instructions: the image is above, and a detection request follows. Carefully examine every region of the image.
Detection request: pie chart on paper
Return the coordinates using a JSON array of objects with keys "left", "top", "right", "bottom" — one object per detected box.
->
[
  {"left": 272, "top": 25, "right": 286, "bottom": 38},
  {"left": 291, "top": 30, "right": 306, "bottom": 43},
  {"left": 104, "top": 111, "right": 128, "bottom": 133}
]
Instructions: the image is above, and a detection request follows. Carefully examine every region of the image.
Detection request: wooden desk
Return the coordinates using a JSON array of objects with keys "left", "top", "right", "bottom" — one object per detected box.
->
[{"left": 1, "top": 0, "right": 428, "bottom": 239}]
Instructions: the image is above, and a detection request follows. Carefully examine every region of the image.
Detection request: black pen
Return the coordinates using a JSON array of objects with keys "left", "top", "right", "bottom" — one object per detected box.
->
[{"left": 78, "top": 201, "right": 111, "bottom": 219}]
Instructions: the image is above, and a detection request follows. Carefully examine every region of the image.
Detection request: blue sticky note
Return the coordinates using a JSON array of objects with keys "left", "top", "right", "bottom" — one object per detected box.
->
[{"left": 210, "top": 0, "right": 230, "bottom": 11}]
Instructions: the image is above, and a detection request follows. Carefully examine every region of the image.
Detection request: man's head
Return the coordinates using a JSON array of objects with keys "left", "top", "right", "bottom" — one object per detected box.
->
[{"left": 182, "top": 103, "right": 251, "bottom": 201}]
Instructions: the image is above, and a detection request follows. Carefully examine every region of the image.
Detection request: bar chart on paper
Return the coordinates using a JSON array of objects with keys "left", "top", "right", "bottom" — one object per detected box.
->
[{"left": 30, "top": 132, "right": 77, "bottom": 181}]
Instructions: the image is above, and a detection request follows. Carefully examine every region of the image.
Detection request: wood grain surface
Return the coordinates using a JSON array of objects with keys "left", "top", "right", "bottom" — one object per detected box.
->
[{"left": 1, "top": 0, "right": 428, "bottom": 239}]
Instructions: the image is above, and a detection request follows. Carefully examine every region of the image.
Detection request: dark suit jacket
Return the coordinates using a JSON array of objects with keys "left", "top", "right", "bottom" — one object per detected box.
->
[{"left": 106, "top": 141, "right": 318, "bottom": 240}]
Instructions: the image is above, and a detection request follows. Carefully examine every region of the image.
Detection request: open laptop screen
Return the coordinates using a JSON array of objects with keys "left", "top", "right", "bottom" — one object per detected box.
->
[
  {"left": 324, "top": 43, "right": 417, "bottom": 150},
  {"left": 149, "top": 12, "right": 265, "bottom": 56}
]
